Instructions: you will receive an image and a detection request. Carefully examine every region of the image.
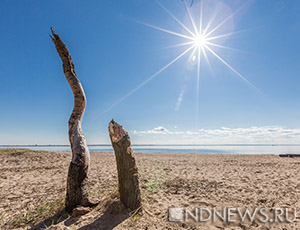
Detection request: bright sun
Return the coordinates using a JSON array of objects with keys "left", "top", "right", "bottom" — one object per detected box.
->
[
  {"left": 193, "top": 34, "right": 207, "bottom": 48},
  {"left": 135, "top": 0, "right": 258, "bottom": 126},
  {"left": 104, "top": 0, "right": 258, "bottom": 127}
]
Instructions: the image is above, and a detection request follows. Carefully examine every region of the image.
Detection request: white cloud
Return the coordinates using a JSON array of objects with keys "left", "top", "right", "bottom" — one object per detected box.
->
[
  {"left": 133, "top": 126, "right": 171, "bottom": 135},
  {"left": 131, "top": 126, "right": 300, "bottom": 144}
]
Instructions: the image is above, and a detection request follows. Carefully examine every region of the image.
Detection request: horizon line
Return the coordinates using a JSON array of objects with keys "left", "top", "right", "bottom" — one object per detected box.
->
[{"left": 1, "top": 144, "right": 300, "bottom": 147}]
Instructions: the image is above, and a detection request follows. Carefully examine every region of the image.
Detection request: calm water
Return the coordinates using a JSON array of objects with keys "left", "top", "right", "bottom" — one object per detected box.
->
[{"left": 1, "top": 145, "right": 300, "bottom": 154}]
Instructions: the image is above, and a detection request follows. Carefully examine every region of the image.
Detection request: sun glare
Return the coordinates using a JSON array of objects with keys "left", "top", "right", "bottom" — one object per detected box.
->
[
  {"left": 193, "top": 34, "right": 207, "bottom": 48},
  {"left": 103, "top": 0, "right": 258, "bottom": 127}
]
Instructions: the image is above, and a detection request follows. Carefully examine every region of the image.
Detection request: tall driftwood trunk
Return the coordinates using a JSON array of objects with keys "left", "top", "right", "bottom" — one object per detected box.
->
[
  {"left": 108, "top": 120, "right": 141, "bottom": 211},
  {"left": 50, "top": 28, "right": 90, "bottom": 213}
]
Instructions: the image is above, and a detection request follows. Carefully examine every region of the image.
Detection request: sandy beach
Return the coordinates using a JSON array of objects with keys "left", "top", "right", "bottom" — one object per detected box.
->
[{"left": 1, "top": 148, "right": 300, "bottom": 229}]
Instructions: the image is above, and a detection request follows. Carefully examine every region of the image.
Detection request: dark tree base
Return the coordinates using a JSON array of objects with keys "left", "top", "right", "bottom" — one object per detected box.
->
[{"left": 65, "top": 162, "right": 89, "bottom": 213}]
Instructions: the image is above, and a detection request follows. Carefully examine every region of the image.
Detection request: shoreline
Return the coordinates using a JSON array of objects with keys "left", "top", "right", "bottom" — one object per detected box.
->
[{"left": 2, "top": 145, "right": 300, "bottom": 155}]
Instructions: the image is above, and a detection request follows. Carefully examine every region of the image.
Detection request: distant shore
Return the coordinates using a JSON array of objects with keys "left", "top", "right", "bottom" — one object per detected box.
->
[
  {"left": 1, "top": 144, "right": 300, "bottom": 154},
  {"left": 1, "top": 148, "right": 300, "bottom": 229}
]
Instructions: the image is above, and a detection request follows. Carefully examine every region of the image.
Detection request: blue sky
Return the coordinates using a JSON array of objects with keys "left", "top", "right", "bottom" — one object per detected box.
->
[{"left": 1, "top": 0, "right": 300, "bottom": 145}]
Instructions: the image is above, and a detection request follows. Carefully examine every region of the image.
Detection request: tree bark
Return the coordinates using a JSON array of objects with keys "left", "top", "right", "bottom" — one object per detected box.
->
[
  {"left": 50, "top": 28, "right": 90, "bottom": 213},
  {"left": 108, "top": 120, "right": 142, "bottom": 211}
]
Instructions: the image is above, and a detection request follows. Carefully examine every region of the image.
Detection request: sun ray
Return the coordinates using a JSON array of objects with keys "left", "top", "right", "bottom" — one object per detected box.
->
[
  {"left": 204, "top": 44, "right": 258, "bottom": 91},
  {"left": 205, "top": 3, "right": 248, "bottom": 38},
  {"left": 95, "top": 0, "right": 259, "bottom": 128},
  {"left": 201, "top": 46, "right": 215, "bottom": 78},
  {"left": 205, "top": 29, "right": 249, "bottom": 41},
  {"left": 155, "top": 0, "right": 195, "bottom": 37},
  {"left": 101, "top": 45, "right": 196, "bottom": 114},
  {"left": 196, "top": 46, "right": 201, "bottom": 128},
  {"left": 206, "top": 41, "right": 243, "bottom": 52},
  {"left": 198, "top": 0, "right": 203, "bottom": 36},
  {"left": 164, "top": 40, "right": 195, "bottom": 49},
  {"left": 190, "top": 45, "right": 198, "bottom": 59},
  {"left": 184, "top": 0, "right": 199, "bottom": 35},
  {"left": 137, "top": 21, "right": 194, "bottom": 40},
  {"left": 203, "top": 5, "right": 220, "bottom": 35}
]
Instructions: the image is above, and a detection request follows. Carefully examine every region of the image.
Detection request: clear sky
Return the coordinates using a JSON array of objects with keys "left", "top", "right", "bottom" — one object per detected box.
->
[{"left": 1, "top": 0, "right": 300, "bottom": 145}]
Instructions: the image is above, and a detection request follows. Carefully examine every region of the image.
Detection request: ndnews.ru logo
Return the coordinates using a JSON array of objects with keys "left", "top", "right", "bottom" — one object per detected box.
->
[{"left": 168, "top": 207, "right": 296, "bottom": 223}]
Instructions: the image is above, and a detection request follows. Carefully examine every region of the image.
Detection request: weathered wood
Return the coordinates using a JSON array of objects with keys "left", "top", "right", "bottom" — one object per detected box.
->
[
  {"left": 108, "top": 120, "right": 142, "bottom": 211},
  {"left": 50, "top": 28, "right": 91, "bottom": 212}
]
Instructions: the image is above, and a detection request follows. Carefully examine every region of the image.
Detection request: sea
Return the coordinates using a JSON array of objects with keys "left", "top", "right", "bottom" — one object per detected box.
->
[{"left": 1, "top": 144, "right": 300, "bottom": 155}]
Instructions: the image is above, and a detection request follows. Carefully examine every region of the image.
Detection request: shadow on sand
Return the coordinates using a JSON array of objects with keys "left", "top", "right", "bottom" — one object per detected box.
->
[
  {"left": 29, "top": 200, "right": 130, "bottom": 230},
  {"left": 29, "top": 210, "right": 69, "bottom": 230},
  {"left": 78, "top": 200, "right": 130, "bottom": 230}
]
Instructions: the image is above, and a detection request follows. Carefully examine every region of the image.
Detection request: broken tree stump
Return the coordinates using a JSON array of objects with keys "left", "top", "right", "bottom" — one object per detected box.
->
[
  {"left": 108, "top": 120, "right": 142, "bottom": 211},
  {"left": 50, "top": 28, "right": 98, "bottom": 212}
]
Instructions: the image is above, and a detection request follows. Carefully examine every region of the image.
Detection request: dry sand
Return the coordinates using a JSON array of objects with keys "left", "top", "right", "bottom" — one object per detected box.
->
[{"left": 1, "top": 148, "right": 300, "bottom": 229}]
